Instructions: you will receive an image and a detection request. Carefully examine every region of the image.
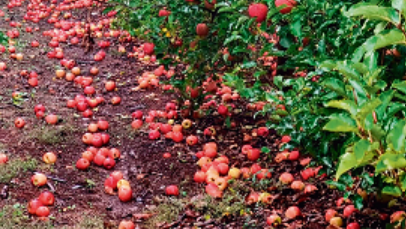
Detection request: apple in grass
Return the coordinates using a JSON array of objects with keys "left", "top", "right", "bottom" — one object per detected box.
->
[
  {"left": 42, "top": 152, "right": 57, "bottom": 164},
  {"left": 32, "top": 173, "right": 47, "bottom": 187},
  {"left": 39, "top": 191, "right": 55, "bottom": 206},
  {"left": 205, "top": 183, "right": 222, "bottom": 198},
  {"left": 0, "top": 153, "right": 8, "bottom": 164},
  {"left": 245, "top": 192, "right": 260, "bottom": 205}
]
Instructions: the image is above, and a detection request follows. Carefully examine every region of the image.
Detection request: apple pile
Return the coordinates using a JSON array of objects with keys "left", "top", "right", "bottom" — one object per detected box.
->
[
  {"left": 103, "top": 171, "right": 133, "bottom": 202},
  {"left": 27, "top": 190, "right": 55, "bottom": 219}
]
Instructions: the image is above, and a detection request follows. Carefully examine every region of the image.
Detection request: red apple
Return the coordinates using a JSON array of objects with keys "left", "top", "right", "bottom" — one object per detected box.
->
[
  {"left": 0, "top": 153, "right": 8, "bottom": 164},
  {"left": 31, "top": 173, "right": 47, "bottom": 187},
  {"left": 76, "top": 158, "right": 90, "bottom": 170},
  {"left": 118, "top": 186, "right": 132, "bottom": 202},
  {"left": 118, "top": 220, "right": 135, "bottom": 229},
  {"left": 39, "top": 191, "right": 55, "bottom": 206},
  {"left": 28, "top": 199, "right": 43, "bottom": 215},
  {"left": 165, "top": 185, "right": 179, "bottom": 196},
  {"left": 14, "top": 117, "right": 25, "bottom": 128},
  {"left": 248, "top": 3, "right": 268, "bottom": 22},
  {"left": 36, "top": 206, "right": 50, "bottom": 218},
  {"left": 285, "top": 206, "right": 301, "bottom": 219},
  {"left": 42, "top": 152, "right": 57, "bottom": 164}
]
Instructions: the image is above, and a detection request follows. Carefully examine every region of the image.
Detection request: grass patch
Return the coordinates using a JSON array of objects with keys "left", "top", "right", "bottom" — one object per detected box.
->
[
  {"left": 144, "top": 198, "right": 186, "bottom": 229},
  {"left": 0, "top": 157, "right": 38, "bottom": 183},
  {"left": 192, "top": 194, "right": 246, "bottom": 220},
  {"left": 24, "top": 124, "right": 79, "bottom": 146},
  {"left": 0, "top": 203, "right": 104, "bottom": 229},
  {"left": 0, "top": 203, "right": 53, "bottom": 229},
  {"left": 70, "top": 215, "right": 104, "bottom": 229}
]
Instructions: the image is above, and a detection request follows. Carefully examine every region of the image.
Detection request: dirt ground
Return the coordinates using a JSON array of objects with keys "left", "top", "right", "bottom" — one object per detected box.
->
[{"left": 0, "top": 1, "right": 401, "bottom": 229}]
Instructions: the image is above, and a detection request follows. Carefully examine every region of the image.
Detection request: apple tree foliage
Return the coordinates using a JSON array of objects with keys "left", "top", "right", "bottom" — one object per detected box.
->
[{"left": 108, "top": 0, "right": 406, "bottom": 203}]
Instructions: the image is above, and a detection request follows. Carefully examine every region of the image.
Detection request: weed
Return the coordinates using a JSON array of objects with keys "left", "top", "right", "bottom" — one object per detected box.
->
[
  {"left": 24, "top": 124, "right": 79, "bottom": 146},
  {"left": 0, "top": 157, "right": 37, "bottom": 183},
  {"left": 0, "top": 204, "right": 104, "bottom": 229},
  {"left": 144, "top": 198, "right": 186, "bottom": 229}
]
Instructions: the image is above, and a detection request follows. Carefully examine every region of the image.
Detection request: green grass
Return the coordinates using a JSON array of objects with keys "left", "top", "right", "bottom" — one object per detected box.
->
[
  {"left": 144, "top": 198, "right": 186, "bottom": 229},
  {"left": 24, "top": 124, "right": 79, "bottom": 146},
  {"left": 0, "top": 203, "right": 104, "bottom": 229},
  {"left": 0, "top": 157, "right": 38, "bottom": 183}
]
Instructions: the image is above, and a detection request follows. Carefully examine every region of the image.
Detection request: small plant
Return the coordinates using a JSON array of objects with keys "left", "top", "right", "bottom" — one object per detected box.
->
[{"left": 0, "top": 157, "right": 38, "bottom": 183}]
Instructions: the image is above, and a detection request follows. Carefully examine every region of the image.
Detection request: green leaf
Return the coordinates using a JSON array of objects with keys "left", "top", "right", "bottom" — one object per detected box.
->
[
  {"left": 392, "top": 81, "right": 406, "bottom": 94},
  {"left": 290, "top": 14, "right": 302, "bottom": 37},
  {"left": 356, "top": 98, "right": 381, "bottom": 128},
  {"left": 352, "top": 194, "right": 364, "bottom": 210},
  {"left": 345, "top": 4, "right": 400, "bottom": 24},
  {"left": 382, "top": 186, "right": 402, "bottom": 197},
  {"left": 322, "top": 78, "right": 347, "bottom": 97},
  {"left": 336, "top": 152, "right": 357, "bottom": 179},
  {"left": 376, "top": 153, "right": 406, "bottom": 173},
  {"left": 386, "top": 120, "right": 406, "bottom": 152},
  {"left": 363, "top": 29, "right": 406, "bottom": 52},
  {"left": 323, "top": 114, "right": 358, "bottom": 133},
  {"left": 353, "top": 139, "right": 371, "bottom": 162},
  {"left": 241, "top": 61, "right": 256, "bottom": 69},
  {"left": 319, "top": 60, "right": 337, "bottom": 70},
  {"left": 401, "top": 174, "right": 406, "bottom": 192},
  {"left": 392, "top": 0, "right": 406, "bottom": 19},
  {"left": 349, "top": 79, "right": 368, "bottom": 100},
  {"left": 325, "top": 100, "right": 357, "bottom": 117},
  {"left": 337, "top": 61, "right": 362, "bottom": 81},
  {"left": 273, "top": 76, "right": 283, "bottom": 90},
  {"left": 325, "top": 180, "right": 346, "bottom": 191}
]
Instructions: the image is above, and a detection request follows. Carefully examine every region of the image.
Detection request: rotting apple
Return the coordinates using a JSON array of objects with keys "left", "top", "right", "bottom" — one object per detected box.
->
[
  {"left": 31, "top": 173, "right": 47, "bottom": 187},
  {"left": 42, "top": 152, "right": 57, "bottom": 164}
]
